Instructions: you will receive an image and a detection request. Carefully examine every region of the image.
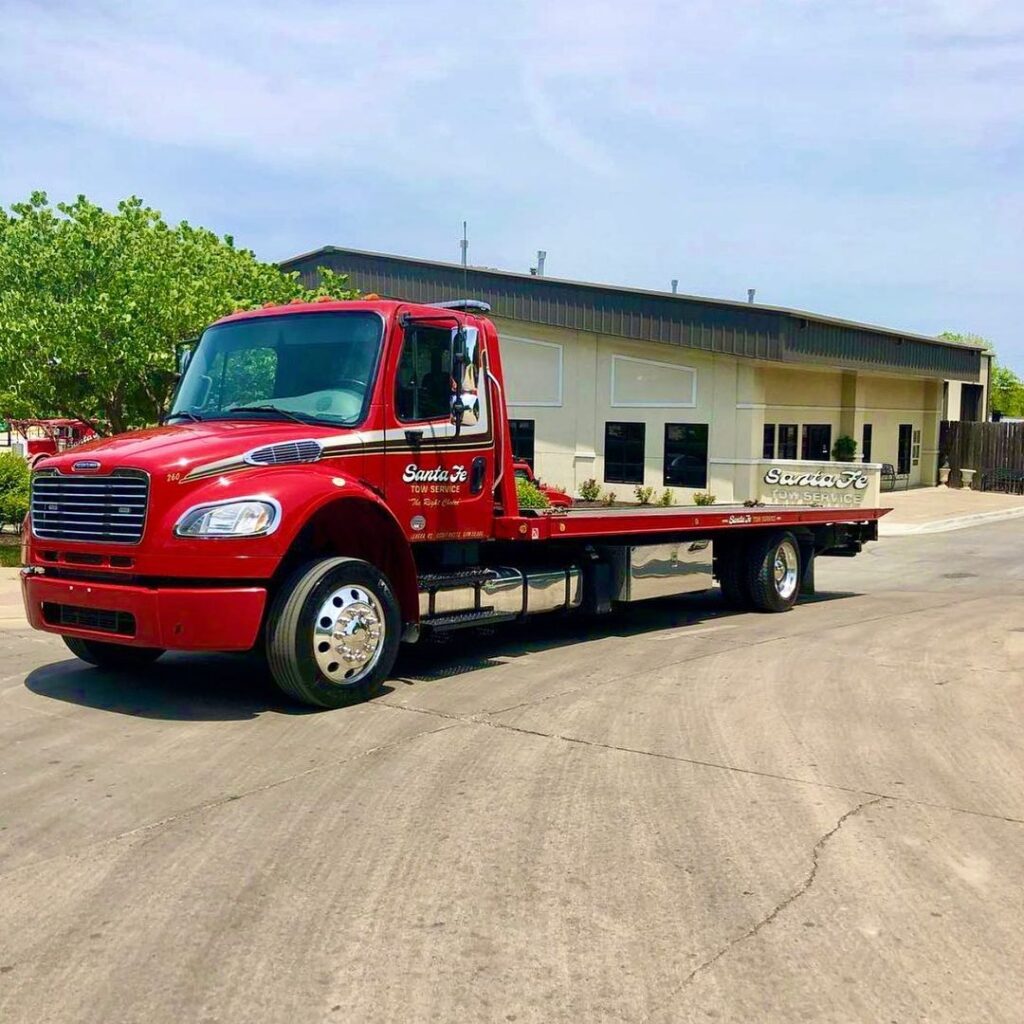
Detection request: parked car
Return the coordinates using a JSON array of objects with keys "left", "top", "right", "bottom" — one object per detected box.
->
[{"left": 513, "top": 461, "right": 573, "bottom": 507}]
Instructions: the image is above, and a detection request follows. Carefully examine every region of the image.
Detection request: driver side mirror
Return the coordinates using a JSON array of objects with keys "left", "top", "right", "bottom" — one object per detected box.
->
[{"left": 450, "top": 327, "right": 468, "bottom": 435}]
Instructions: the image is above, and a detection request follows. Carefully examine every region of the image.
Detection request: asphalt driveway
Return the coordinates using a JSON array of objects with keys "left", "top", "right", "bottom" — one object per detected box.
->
[{"left": 1, "top": 523, "right": 1022, "bottom": 1023}]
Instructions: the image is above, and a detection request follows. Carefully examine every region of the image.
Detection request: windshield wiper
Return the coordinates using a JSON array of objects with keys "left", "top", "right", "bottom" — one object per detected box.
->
[
  {"left": 164, "top": 410, "right": 204, "bottom": 423},
  {"left": 225, "top": 404, "right": 312, "bottom": 425}
]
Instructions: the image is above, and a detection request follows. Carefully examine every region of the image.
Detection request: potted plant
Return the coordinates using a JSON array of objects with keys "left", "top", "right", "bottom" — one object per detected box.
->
[{"left": 831, "top": 435, "right": 858, "bottom": 463}]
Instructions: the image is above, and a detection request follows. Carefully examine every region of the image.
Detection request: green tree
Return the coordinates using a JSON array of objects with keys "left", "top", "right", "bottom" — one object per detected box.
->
[
  {"left": 990, "top": 364, "right": 1024, "bottom": 418},
  {"left": 0, "top": 193, "right": 356, "bottom": 435},
  {"left": 0, "top": 450, "right": 30, "bottom": 532}
]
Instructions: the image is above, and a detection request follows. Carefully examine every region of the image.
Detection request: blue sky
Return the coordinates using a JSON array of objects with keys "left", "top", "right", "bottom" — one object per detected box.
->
[{"left": 2, "top": 0, "right": 1022, "bottom": 366}]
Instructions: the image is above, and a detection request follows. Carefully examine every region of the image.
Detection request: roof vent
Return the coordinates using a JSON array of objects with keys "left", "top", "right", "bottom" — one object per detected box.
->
[
  {"left": 430, "top": 299, "right": 491, "bottom": 313},
  {"left": 244, "top": 439, "right": 323, "bottom": 466}
]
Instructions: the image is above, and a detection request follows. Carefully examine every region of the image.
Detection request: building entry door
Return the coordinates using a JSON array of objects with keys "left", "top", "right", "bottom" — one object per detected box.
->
[
  {"left": 898, "top": 424, "right": 913, "bottom": 475},
  {"left": 802, "top": 424, "right": 832, "bottom": 461}
]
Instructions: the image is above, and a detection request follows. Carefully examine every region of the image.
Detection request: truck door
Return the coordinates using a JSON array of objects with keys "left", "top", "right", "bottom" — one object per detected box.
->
[{"left": 383, "top": 316, "right": 495, "bottom": 542}]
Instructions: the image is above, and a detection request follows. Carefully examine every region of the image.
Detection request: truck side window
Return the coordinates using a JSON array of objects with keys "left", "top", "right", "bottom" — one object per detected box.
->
[{"left": 396, "top": 327, "right": 452, "bottom": 421}]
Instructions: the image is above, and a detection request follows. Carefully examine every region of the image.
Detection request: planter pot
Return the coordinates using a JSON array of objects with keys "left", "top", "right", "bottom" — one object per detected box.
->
[
  {"left": 938, "top": 467, "right": 951, "bottom": 486},
  {"left": 961, "top": 468, "right": 977, "bottom": 489}
]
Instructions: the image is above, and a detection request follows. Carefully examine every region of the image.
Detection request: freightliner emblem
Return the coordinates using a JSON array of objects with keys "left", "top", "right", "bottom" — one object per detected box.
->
[{"left": 72, "top": 460, "right": 101, "bottom": 472}]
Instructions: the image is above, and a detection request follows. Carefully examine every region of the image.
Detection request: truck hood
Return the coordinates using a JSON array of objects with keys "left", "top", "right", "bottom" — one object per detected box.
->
[{"left": 34, "top": 420, "right": 345, "bottom": 477}]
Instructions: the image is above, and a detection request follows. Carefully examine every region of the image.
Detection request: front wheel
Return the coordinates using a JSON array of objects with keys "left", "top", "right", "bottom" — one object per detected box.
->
[
  {"left": 266, "top": 557, "right": 401, "bottom": 709},
  {"left": 63, "top": 636, "right": 165, "bottom": 669}
]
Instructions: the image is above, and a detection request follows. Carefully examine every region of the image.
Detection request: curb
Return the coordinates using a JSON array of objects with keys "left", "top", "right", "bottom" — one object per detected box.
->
[{"left": 880, "top": 504, "right": 1024, "bottom": 536}]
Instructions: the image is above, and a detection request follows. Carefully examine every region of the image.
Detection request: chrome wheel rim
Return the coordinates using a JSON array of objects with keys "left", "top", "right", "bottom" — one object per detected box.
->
[
  {"left": 773, "top": 539, "right": 799, "bottom": 600},
  {"left": 313, "top": 584, "right": 385, "bottom": 685}
]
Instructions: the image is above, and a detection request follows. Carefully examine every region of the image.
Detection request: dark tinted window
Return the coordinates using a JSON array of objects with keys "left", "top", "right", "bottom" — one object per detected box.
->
[
  {"left": 604, "top": 422, "right": 645, "bottom": 484},
  {"left": 396, "top": 326, "right": 453, "bottom": 422},
  {"left": 778, "top": 424, "right": 798, "bottom": 460},
  {"left": 509, "top": 419, "right": 535, "bottom": 468},
  {"left": 862, "top": 423, "right": 873, "bottom": 462},
  {"left": 664, "top": 423, "right": 708, "bottom": 488},
  {"left": 762, "top": 423, "right": 776, "bottom": 459}
]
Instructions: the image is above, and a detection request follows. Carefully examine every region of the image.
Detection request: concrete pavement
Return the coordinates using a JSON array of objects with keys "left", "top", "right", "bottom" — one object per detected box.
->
[
  {"left": 1, "top": 524, "right": 1023, "bottom": 1022},
  {"left": 879, "top": 485, "right": 1024, "bottom": 535}
]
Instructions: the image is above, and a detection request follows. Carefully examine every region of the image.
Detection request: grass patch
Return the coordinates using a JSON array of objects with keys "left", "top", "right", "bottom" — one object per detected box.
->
[{"left": 0, "top": 545, "right": 22, "bottom": 567}]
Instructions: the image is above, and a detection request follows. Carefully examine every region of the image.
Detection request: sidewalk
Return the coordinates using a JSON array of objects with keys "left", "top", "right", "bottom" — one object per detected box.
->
[{"left": 879, "top": 486, "right": 1024, "bottom": 536}]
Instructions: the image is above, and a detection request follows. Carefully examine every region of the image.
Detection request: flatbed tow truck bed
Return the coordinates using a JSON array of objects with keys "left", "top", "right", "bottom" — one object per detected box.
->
[{"left": 495, "top": 503, "right": 891, "bottom": 541}]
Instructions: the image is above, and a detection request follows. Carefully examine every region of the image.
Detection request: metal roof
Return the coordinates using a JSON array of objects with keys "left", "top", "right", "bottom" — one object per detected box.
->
[{"left": 280, "top": 246, "right": 984, "bottom": 381}]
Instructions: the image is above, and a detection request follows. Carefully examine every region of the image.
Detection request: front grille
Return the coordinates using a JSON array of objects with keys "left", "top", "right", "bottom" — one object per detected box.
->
[
  {"left": 31, "top": 470, "right": 149, "bottom": 544},
  {"left": 245, "top": 439, "right": 322, "bottom": 466},
  {"left": 42, "top": 602, "right": 136, "bottom": 636}
]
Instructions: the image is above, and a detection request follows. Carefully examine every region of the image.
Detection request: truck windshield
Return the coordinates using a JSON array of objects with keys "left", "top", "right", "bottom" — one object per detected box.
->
[{"left": 169, "top": 311, "right": 383, "bottom": 426}]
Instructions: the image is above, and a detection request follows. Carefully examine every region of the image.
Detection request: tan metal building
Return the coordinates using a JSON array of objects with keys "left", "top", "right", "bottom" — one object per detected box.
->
[{"left": 282, "top": 247, "right": 989, "bottom": 507}]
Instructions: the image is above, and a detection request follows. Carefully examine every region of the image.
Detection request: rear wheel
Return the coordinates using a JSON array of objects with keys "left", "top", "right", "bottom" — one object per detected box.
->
[
  {"left": 745, "top": 531, "right": 801, "bottom": 613},
  {"left": 63, "top": 636, "right": 164, "bottom": 669},
  {"left": 266, "top": 556, "right": 401, "bottom": 709}
]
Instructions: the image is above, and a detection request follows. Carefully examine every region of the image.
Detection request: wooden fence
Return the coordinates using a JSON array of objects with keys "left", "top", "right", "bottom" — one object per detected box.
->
[{"left": 939, "top": 420, "right": 1024, "bottom": 492}]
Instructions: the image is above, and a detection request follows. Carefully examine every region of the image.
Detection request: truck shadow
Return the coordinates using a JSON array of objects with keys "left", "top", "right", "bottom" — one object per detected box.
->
[
  {"left": 391, "top": 588, "right": 861, "bottom": 685},
  {"left": 23, "top": 651, "right": 320, "bottom": 722},
  {"left": 24, "top": 589, "right": 859, "bottom": 719}
]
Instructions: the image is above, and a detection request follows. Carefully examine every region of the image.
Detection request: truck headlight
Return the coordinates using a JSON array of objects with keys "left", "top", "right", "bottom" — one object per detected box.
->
[{"left": 175, "top": 498, "right": 281, "bottom": 538}]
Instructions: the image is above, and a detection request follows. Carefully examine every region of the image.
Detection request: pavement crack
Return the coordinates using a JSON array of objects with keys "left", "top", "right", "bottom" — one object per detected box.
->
[
  {"left": 675, "top": 795, "right": 884, "bottom": 994},
  {"left": 377, "top": 702, "right": 1024, "bottom": 826}
]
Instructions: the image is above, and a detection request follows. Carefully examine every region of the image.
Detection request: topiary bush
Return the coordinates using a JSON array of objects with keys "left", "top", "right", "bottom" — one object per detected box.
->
[
  {"left": 0, "top": 451, "right": 29, "bottom": 533},
  {"left": 579, "top": 477, "right": 601, "bottom": 502},
  {"left": 831, "top": 435, "right": 858, "bottom": 462},
  {"left": 516, "top": 476, "right": 550, "bottom": 510}
]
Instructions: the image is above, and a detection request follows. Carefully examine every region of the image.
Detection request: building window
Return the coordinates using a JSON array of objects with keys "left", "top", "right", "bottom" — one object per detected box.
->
[
  {"left": 862, "top": 423, "right": 873, "bottom": 463},
  {"left": 395, "top": 325, "right": 452, "bottom": 422},
  {"left": 778, "top": 424, "right": 798, "bottom": 460},
  {"left": 802, "top": 424, "right": 832, "bottom": 461},
  {"left": 664, "top": 423, "right": 708, "bottom": 488},
  {"left": 604, "top": 422, "right": 645, "bottom": 484},
  {"left": 912, "top": 428, "right": 921, "bottom": 467},
  {"left": 762, "top": 423, "right": 776, "bottom": 459},
  {"left": 509, "top": 419, "right": 535, "bottom": 468},
  {"left": 898, "top": 423, "right": 913, "bottom": 475}
]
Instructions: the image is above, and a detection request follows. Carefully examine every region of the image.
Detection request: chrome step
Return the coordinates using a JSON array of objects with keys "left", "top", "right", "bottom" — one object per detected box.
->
[{"left": 421, "top": 609, "right": 518, "bottom": 632}]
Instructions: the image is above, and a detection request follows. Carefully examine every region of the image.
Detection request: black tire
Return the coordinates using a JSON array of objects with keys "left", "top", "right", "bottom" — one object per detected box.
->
[
  {"left": 266, "top": 556, "right": 401, "bottom": 709},
  {"left": 63, "top": 636, "right": 165, "bottom": 669},
  {"left": 744, "top": 531, "right": 801, "bottom": 613},
  {"left": 716, "top": 541, "right": 753, "bottom": 609}
]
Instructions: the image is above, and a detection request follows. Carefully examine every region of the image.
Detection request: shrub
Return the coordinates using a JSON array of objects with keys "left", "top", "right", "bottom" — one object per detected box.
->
[
  {"left": 516, "top": 476, "right": 550, "bottom": 510},
  {"left": 602, "top": 489, "right": 617, "bottom": 506},
  {"left": 831, "top": 435, "right": 858, "bottom": 462},
  {"left": 658, "top": 489, "right": 674, "bottom": 506},
  {"left": 0, "top": 451, "right": 29, "bottom": 533},
  {"left": 634, "top": 484, "right": 655, "bottom": 505},
  {"left": 579, "top": 477, "right": 601, "bottom": 502},
  {"left": 693, "top": 491, "right": 716, "bottom": 506}
]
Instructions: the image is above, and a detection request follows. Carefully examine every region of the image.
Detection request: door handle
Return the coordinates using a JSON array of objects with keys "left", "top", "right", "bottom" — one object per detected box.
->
[
  {"left": 404, "top": 429, "right": 423, "bottom": 446},
  {"left": 470, "top": 456, "right": 487, "bottom": 494}
]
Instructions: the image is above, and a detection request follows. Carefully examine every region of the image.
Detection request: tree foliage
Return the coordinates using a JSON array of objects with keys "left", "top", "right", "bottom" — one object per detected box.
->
[
  {"left": 0, "top": 451, "right": 30, "bottom": 532},
  {"left": 0, "top": 193, "right": 356, "bottom": 434}
]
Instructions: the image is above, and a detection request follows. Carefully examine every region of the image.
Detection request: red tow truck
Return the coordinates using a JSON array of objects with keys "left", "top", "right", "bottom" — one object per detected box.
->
[
  {"left": 20, "top": 298, "right": 886, "bottom": 708},
  {"left": 7, "top": 417, "right": 97, "bottom": 466}
]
